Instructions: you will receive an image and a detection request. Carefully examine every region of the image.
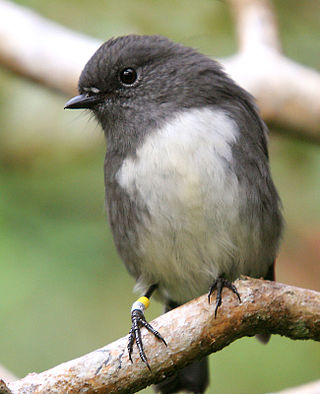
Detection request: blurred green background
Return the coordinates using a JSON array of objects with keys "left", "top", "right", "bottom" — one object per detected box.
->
[{"left": 1, "top": 1, "right": 319, "bottom": 393}]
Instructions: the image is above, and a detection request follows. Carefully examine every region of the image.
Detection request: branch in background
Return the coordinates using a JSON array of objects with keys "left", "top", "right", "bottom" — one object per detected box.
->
[
  {"left": 227, "top": 0, "right": 281, "bottom": 53},
  {"left": 272, "top": 379, "right": 320, "bottom": 394},
  {"left": 4, "top": 279, "right": 320, "bottom": 393},
  {"left": 0, "top": 0, "right": 99, "bottom": 95},
  {"left": 0, "top": 0, "right": 319, "bottom": 143},
  {"left": 224, "top": 0, "right": 320, "bottom": 142},
  {"left": 0, "top": 367, "right": 16, "bottom": 384}
]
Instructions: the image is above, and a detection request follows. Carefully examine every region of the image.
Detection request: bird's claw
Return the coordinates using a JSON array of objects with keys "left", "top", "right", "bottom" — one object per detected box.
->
[
  {"left": 128, "top": 309, "right": 167, "bottom": 370},
  {"left": 208, "top": 277, "right": 241, "bottom": 317}
]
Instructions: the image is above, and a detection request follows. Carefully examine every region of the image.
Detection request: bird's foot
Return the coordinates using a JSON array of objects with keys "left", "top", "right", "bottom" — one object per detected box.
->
[
  {"left": 128, "top": 298, "right": 166, "bottom": 370},
  {"left": 208, "top": 276, "right": 241, "bottom": 318}
]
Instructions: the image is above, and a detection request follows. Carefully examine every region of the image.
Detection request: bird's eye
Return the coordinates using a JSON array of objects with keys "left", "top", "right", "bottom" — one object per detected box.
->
[{"left": 119, "top": 68, "right": 137, "bottom": 85}]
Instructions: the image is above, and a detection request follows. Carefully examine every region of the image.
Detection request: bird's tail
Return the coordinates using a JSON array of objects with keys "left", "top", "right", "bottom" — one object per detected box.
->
[
  {"left": 255, "top": 260, "right": 275, "bottom": 344},
  {"left": 256, "top": 333, "right": 271, "bottom": 343},
  {"left": 154, "top": 301, "right": 209, "bottom": 393},
  {"left": 154, "top": 356, "right": 209, "bottom": 394}
]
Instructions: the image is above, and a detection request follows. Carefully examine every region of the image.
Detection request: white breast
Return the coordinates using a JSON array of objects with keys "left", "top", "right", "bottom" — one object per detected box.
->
[{"left": 116, "top": 107, "right": 259, "bottom": 303}]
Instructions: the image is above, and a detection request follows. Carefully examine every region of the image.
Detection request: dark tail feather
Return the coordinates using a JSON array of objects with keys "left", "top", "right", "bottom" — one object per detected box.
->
[
  {"left": 255, "top": 261, "right": 275, "bottom": 344},
  {"left": 154, "top": 301, "right": 209, "bottom": 393},
  {"left": 256, "top": 333, "right": 271, "bottom": 343},
  {"left": 154, "top": 356, "right": 209, "bottom": 394}
]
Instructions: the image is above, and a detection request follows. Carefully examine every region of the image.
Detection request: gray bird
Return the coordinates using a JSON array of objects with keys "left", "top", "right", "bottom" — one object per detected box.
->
[{"left": 65, "top": 35, "right": 283, "bottom": 393}]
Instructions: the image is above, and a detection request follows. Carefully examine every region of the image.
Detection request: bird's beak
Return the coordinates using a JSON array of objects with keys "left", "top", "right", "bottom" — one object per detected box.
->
[{"left": 64, "top": 93, "right": 102, "bottom": 110}]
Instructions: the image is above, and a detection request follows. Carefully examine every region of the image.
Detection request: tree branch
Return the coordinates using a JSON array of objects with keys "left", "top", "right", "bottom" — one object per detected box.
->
[
  {"left": 272, "top": 379, "right": 320, "bottom": 394},
  {"left": 0, "top": 0, "right": 99, "bottom": 95},
  {"left": 224, "top": 0, "right": 320, "bottom": 141},
  {"left": 227, "top": 0, "right": 281, "bottom": 53},
  {"left": 0, "top": 0, "right": 319, "bottom": 143},
  {"left": 5, "top": 278, "right": 320, "bottom": 393},
  {"left": 0, "top": 366, "right": 16, "bottom": 384}
]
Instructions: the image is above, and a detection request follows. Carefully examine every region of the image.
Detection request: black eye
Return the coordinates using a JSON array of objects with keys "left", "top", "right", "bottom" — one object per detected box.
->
[{"left": 119, "top": 68, "right": 137, "bottom": 85}]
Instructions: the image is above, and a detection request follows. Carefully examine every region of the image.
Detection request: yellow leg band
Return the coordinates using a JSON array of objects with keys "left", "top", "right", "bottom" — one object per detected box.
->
[{"left": 137, "top": 296, "right": 150, "bottom": 309}]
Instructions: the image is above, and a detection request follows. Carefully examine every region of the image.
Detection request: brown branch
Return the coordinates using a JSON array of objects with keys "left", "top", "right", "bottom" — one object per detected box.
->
[
  {"left": 0, "top": 0, "right": 320, "bottom": 143},
  {"left": 5, "top": 278, "right": 320, "bottom": 393}
]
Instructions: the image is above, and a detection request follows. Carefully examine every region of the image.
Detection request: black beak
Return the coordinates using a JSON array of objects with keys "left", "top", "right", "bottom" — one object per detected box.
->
[{"left": 64, "top": 93, "right": 103, "bottom": 110}]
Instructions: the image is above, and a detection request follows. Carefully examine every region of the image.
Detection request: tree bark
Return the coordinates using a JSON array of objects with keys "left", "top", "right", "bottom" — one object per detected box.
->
[{"left": 5, "top": 278, "right": 320, "bottom": 394}]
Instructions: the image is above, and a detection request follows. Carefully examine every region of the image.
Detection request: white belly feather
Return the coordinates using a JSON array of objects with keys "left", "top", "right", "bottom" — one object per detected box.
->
[{"left": 116, "top": 107, "right": 262, "bottom": 303}]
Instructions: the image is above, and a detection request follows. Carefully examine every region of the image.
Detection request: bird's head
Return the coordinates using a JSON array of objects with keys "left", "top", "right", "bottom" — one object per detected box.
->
[{"left": 65, "top": 35, "right": 231, "bottom": 150}]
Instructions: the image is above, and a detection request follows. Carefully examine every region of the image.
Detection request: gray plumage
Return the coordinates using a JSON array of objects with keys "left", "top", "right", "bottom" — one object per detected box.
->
[{"left": 69, "top": 35, "right": 283, "bottom": 393}]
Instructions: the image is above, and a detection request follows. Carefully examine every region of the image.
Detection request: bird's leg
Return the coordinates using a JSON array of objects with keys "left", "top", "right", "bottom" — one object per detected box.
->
[
  {"left": 127, "top": 284, "right": 167, "bottom": 370},
  {"left": 208, "top": 276, "right": 241, "bottom": 318}
]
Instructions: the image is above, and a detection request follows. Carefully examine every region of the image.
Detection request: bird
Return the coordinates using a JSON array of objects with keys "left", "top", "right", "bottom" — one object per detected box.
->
[{"left": 64, "top": 34, "right": 283, "bottom": 393}]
